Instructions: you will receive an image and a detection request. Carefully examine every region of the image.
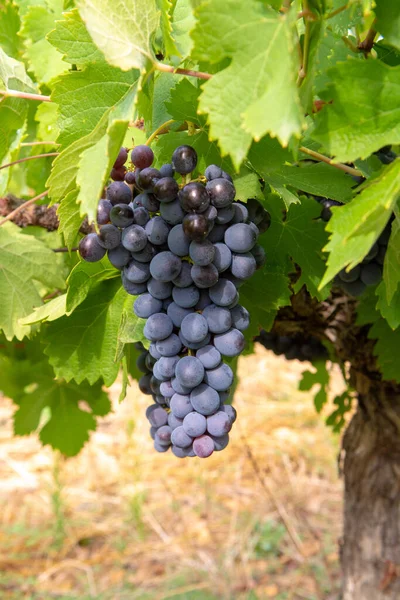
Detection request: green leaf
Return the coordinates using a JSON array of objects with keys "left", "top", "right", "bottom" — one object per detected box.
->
[
  {"left": 35, "top": 102, "right": 60, "bottom": 142},
  {"left": 14, "top": 374, "right": 111, "bottom": 456},
  {"left": 157, "top": 0, "right": 180, "bottom": 57},
  {"left": 76, "top": 0, "right": 159, "bottom": 70},
  {"left": 165, "top": 78, "right": 203, "bottom": 125},
  {"left": 376, "top": 284, "right": 400, "bottom": 330},
  {"left": 19, "top": 294, "right": 68, "bottom": 325},
  {"left": 382, "top": 216, "right": 400, "bottom": 304},
  {"left": 0, "top": 0, "right": 21, "bottom": 59},
  {"left": 0, "top": 47, "right": 36, "bottom": 165},
  {"left": 264, "top": 193, "right": 329, "bottom": 298},
  {"left": 115, "top": 294, "right": 147, "bottom": 361},
  {"left": 57, "top": 189, "right": 82, "bottom": 250},
  {"left": 46, "top": 8, "right": 105, "bottom": 66},
  {"left": 0, "top": 223, "right": 66, "bottom": 340},
  {"left": 320, "top": 159, "right": 400, "bottom": 288},
  {"left": 326, "top": 391, "right": 353, "bottom": 432},
  {"left": 312, "top": 60, "right": 400, "bottom": 162},
  {"left": 19, "top": 2, "right": 67, "bottom": 85},
  {"left": 299, "top": 361, "right": 329, "bottom": 412},
  {"left": 66, "top": 256, "right": 119, "bottom": 313},
  {"left": 44, "top": 279, "right": 127, "bottom": 385},
  {"left": 171, "top": 0, "right": 195, "bottom": 59},
  {"left": 369, "top": 319, "right": 400, "bottom": 383},
  {"left": 191, "top": 1, "right": 303, "bottom": 168},
  {"left": 375, "top": 0, "right": 400, "bottom": 50}
]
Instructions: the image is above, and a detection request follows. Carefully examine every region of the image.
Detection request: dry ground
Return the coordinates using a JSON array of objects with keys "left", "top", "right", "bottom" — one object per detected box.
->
[{"left": 0, "top": 345, "right": 345, "bottom": 600}]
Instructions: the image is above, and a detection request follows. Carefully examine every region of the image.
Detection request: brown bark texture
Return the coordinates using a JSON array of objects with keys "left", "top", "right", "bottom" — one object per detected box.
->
[{"left": 272, "top": 288, "right": 400, "bottom": 599}]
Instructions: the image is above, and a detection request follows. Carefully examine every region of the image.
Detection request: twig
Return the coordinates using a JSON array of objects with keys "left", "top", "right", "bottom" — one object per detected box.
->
[
  {"left": 358, "top": 22, "right": 377, "bottom": 53},
  {"left": 20, "top": 141, "right": 59, "bottom": 147},
  {"left": 0, "top": 153, "right": 59, "bottom": 171},
  {"left": 0, "top": 191, "right": 48, "bottom": 226},
  {"left": 146, "top": 119, "right": 177, "bottom": 146},
  {"left": 325, "top": 2, "right": 351, "bottom": 19},
  {"left": 155, "top": 62, "right": 212, "bottom": 81},
  {"left": 0, "top": 89, "right": 51, "bottom": 102},
  {"left": 299, "top": 146, "right": 363, "bottom": 177},
  {"left": 53, "top": 247, "right": 78, "bottom": 253}
]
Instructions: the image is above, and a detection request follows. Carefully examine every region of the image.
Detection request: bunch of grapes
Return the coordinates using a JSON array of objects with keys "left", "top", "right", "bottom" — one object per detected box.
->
[
  {"left": 257, "top": 331, "right": 328, "bottom": 362},
  {"left": 79, "top": 143, "right": 270, "bottom": 458}
]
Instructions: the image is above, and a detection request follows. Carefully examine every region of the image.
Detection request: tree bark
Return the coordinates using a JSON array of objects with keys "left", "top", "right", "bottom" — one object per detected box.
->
[{"left": 341, "top": 374, "right": 400, "bottom": 599}]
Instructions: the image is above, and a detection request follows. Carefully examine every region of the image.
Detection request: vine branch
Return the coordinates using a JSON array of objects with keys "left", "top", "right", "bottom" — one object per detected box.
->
[
  {"left": 155, "top": 63, "right": 212, "bottom": 81},
  {"left": 299, "top": 146, "right": 363, "bottom": 177},
  {"left": 0, "top": 153, "right": 59, "bottom": 171},
  {"left": 358, "top": 22, "right": 377, "bottom": 53},
  {"left": 146, "top": 119, "right": 177, "bottom": 146},
  {"left": 0, "top": 191, "right": 49, "bottom": 226},
  {"left": 0, "top": 89, "right": 51, "bottom": 102}
]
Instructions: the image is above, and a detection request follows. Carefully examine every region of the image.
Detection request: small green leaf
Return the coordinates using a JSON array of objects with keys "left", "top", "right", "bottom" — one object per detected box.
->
[
  {"left": 157, "top": 0, "right": 180, "bottom": 57},
  {"left": 19, "top": 294, "right": 68, "bottom": 325},
  {"left": 320, "top": 160, "right": 400, "bottom": 288},
  {"left": 66, "top": 257, "right": 119, "bottom": 313},
  {"left": 57, "top": 189, "right": 83, "bottom": 250},
  {"left": 375, "top": 0, "right": 400, "bottom": 50},
  {"left": 115, "top": 294, "right": 147, "bottom": 361},
  {"left": 299, "top": 361, "right": 329, "bottom": 412},
  {"left": 76, "top": 0, "right": 159, "bottom": 70}
]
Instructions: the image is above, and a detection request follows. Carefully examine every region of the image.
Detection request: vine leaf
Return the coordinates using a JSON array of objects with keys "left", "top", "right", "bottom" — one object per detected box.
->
[
  {"left": 191, "top": 0, "right": 303, "bottom": 168},
  {"left": 0, "top": 223, "right": 66, "bottom": 340},
  {"left": 19, "top": 294, "right": 68, "bottom": 326},
  {"left": 299, "top": 361, "right": 329, "bottom": 413},
  {"left": 76, "top": 0, "right": 159, "bottom": 71},
  {"left": 312, "top": 60, "right": 400, "bottom": 162},
  {"left": 171, "top": 0, "right": 195, "bottom": 59},
  {"left": 320, "top": 159, "right": 400, "bottom": 288},
  {"left": 369, "top": 319, "right": 400, "bottom": 383},
  {"left": 66, "top": 257, "right": 119, "bottom": 313},
  {"left": 157, "top": 0, "right": 180, "bottom": 57},
  {"left": 44, "top": 279, "right": 127, "bottom": 386},
  {"left": 374, "top": 0, "right": 400, "bottom": 51}
]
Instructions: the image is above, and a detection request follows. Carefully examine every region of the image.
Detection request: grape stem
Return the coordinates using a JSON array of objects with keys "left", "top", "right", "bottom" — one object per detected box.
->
[
  {"left": 299, "top": 146, "right": 363, "bottom": 177},
  {"left": 358, "top": 22, "right": 377, "bottom": 53},
  {"left": 0, "top": 153, "right": 59, "bottom": 171},
  {"left": 53, "top": 247, "right": 78, "bottom": 253},
  {"left": 145, "top": 119, "right": 177, "bottom": 146},
  {"left": 0, "top": 190, "right": 49, "bottom": 227},
  {"left": 0, "top": 89, "right": 51, "bottom": 102},
  {"left": 155, "top": 63, "right": 212, "bottom": 81}
]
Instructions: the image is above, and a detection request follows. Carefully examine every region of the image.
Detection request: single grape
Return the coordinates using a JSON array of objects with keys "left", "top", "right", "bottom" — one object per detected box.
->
[
  {"left": 156, "top": 356, "right": 180, "bottom": 380},
  {"left": 321, "top": 199, "right": 342, "bottom": 222},
  {"left": 150, "top": 251, "right": 182, "bottom": 282},
  {"left": 230, "top": 304, "right": 250, "bottom": 331},
  {"left": 149, "top": 343, "right": 162, "bottom": 360},
  {"left": 172, "top": 261, "right": 193, "bottom": 288},
  {"left": 225, "top": 223, "right": 257, "bottom": 253},
  {"left": 132, "top": 206, "right": 150, "bottom": 227},
  {"left": 171, "top": 377, "right": 192, "bottom": 395},
  {"left": 189, "top": 240, "right": 215, "bottom": 266},
  {"left": 231, "top": 202, "right": 248, "bottom": 224},
  {"left": 147, "top": 278, "right": 173, "bottom": 300},
  {"left": 183, "top": 213, "right": 208, "bottom": 242},
  {"left": 113, "top": 147, "right": 128, "bottom": 169},
  {"left": 170, "top": 393, "right": 193, "bottom": 419},
  {"left": 216, "top": 205, "right": 235, "bottom": 225},
  {"left": 79, "top": 233, "right": 106, "bottom": 262},
  {"left": 183, "top": 412, "right": 207, "bottom": 437},
  {"left": 168, "top": 412, "right": 183, "bottom": 430},
  {"left": 205, "top": 164, "right": 222, "bottom": 181},
  {"left": 212, "top": 433, "right": 229, "bottom": 451},
  {"left": 107, "top": 245, "right": 131, "bottom": 269},
  {"left": 204, "top": 362, "right": 233, "bottom": 391},
  {"left": 110, "top": 204, "right": 134, "bottom": 228},
  {"left": 190, "top": 383, "right": 220, "bottom": 416},
  {"left": 167, "top": 302, "right": 194, "bottom": 327},
  {"left": 360, "top": 263, "right": 382, "bottom": 286},
  {"left": 221, "top": 171, "right": 233, "bottom": 183},
  {"left": 110, "top": 165, "right": 127, "bottom": 181},
  {"left": 251, "top": 244, "right": 266, "bottom": 269},
  {"left": 248, "top": 221, "right": 260, "bottom": 237},
  {"left": 154, "top": 439, "right": 170, "bottom": 453},
  {"left": 179, "top": 182, "right": 210, "bottom": 213},
  {"left": 156, "top": 333, "right": 182, "bottom": 357},
  {"left": 145, "top": 352, "right": 157, "bottom": 371},
  {"left": 179, "top": 331, "right": 211, "bottom": 351},
  {"left": 257, "top": 211, "right": 271, "bottom": 234},
  {"left": 209, "top": 279, "right": 237, "bottom": 307},
  {"left": 134, "top": 293, "right": 163, "bottom": 318},
  {"left": 106, "top": 181, "right": 132, "bottom": 205},
  {"left": 207, "top": 224, "right": 227, "bottom": 243},
  {"left": 131, "top": 145, "right": 154, "bottom": 169},
  {"left": 136, "top": 352, "right": 149, "bottom": 374},
  {"left": 212, "top": 243, "right": 232, "bottom": 273},
  {"left": 171, "top": 445, "right": 190, "bottom": 457},
  {"left": 154, "top": 177, "right": 179, "bottom": 203},
  {"left": 175, "top": 356, "right": 205, "bottom": 389},
  {"left": 155, "top": 425, "right": 172, "bottom": 445},
  {"left": 97, "top": 224, "right": 121, "bottom": 250},
  {"left": 202, "top": 304, "right": 232, "bottom": 334},
  {"left": 97, "top": 199, "right": 112, "bottom": 225},
  {"left": 206, "top": 178, "right": 235, "bottom": 208},
  {"left": 148, "top": 406, "right": 168, "bottom": 428},
  {"left": 168, "top": 224, "right": 191, "bottom": 256},
  {"left": 144, "top": 312, "right": 174, "bottom": 342},
  {"left": 246, "top": 198, "right": 265, "bottom": 225},
  {"left": 231, "top": 252, "right": 256, "bottom": 280},
  {"left": 139, "top": 373, "right": 152, "bottom": 395},
  {"left": 121, "top": 273, "right": 147, "bottom": 295},
  {"left": 206, "top": 411, "right": 232, "bottom": 436},
  {"left": 171, "top": 145, "right": 198, "bottom": 175},
  {"left": 160, "top": 380, "right": 174, "bottom": 398},
  {"left": 181, "top": 313, "right": 209, "bottom": 344},
  {"left": 193, "top": 435, "right": 214, "bottom": 458},
  {"left": 145, "top": 216, "right": 170, "bottom": 246},
  {"left": 131, "top": 242, "right": 157, "bottom": 264},
  {"left": 124, "top": 260, "right": 150, "bottom": 284},
  {"left": 364, "top": 243, "right": 379, "bottom": 262},
  {"left": 203, "top": 204, "right": 218, "bottom": 222},
  {"left": 171, "top": 426, "right": 193, "bottom": 448},
  {"left": 134, "top": 192, "right": 160, "bottom": 213},
  {"left": 137, "top": 167, "right": 162, "bottom": 192},
  {"left": 191, "top": 264, "right": 219, "bottom": 289},
  {"left": 172, "top": 285, "right": 200, "bottom": 308},
  {"left": 222, "top": 404, "right": 237, "bottom": 424},
  {"left": 160, "top": 199, "right": 185, "bottom": 225},
  {"left": 196, "top": 345, "right": 221, "bottom": 369},
  {"left": 121, "top": 224, "right": 148, "bottom": 252},
  {"left": 124, "top": 171, "right": 136, "bottom": 185},
  {"left": 214, "top": 328, "right": 245, "bottom": 357},
  {"left": 159, "top": 163, "right": 174, "bottom": 178},
  {"left": 338, "top": 265, "right": 361, "bottom": 283}
]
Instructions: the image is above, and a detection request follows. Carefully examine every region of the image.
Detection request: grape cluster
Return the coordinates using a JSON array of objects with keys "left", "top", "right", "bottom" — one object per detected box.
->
[
  {"left": 257, "top": 331, "right": 328, "bottom": 362},
  {"left": 79, "top": 143, "right": 270, "bottom": 458}
]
